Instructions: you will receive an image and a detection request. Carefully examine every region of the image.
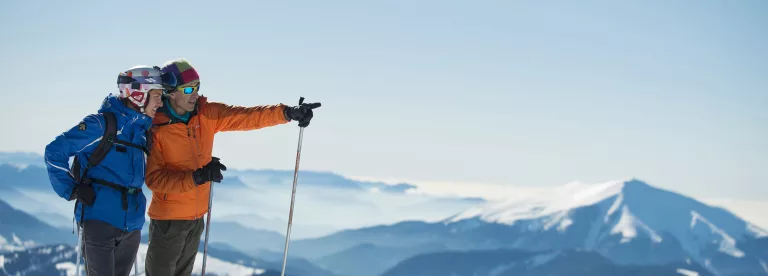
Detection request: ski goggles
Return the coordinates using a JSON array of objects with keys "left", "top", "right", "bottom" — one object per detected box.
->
[
  {"left": 118, "top": 70, "right": 178, "bottom": 93},
  {"left": 178, "top": 84, "right": 200, "bottom": 94},
  {"left": 161, "top": 71, "right": 178, "bottom": 90}
]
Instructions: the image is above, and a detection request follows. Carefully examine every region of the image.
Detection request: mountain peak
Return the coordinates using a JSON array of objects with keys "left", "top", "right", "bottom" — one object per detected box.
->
[
  {"left": 622, "top": 178, "right": 652, "bottom": 189},
  {"left": 447, "top": 178, "right": 639, "bottom": 225}
]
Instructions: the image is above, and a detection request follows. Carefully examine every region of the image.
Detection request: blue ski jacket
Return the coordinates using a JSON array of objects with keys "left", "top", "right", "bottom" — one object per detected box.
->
[{"left": 44, "top": 95, "right": 152, "bottom": 232}]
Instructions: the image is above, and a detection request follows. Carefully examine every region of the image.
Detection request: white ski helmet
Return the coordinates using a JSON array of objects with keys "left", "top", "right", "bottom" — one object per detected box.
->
[{"left": 116, "top": 65, "right": 177, "bottom": 110}]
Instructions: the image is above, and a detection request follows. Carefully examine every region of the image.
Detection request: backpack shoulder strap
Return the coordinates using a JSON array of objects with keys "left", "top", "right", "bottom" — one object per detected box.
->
[
  {"left": 72, "top": 112, "right": 117, "bottom": 184},
  {"left": 88, "top": 111, "right": 117, "bottom": 168}
]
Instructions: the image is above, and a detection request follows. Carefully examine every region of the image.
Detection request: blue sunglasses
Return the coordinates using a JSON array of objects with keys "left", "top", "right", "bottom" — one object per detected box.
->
[{"left": 179, "top": 84, "right": 200, "bottom": 94}]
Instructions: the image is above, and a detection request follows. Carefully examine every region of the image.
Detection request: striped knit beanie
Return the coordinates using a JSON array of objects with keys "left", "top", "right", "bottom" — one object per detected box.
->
[{"left": 159, "top": 58, "right": 200, "bottom": 88}]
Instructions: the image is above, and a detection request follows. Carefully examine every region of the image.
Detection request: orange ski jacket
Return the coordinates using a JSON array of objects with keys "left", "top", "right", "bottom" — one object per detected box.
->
[{"left": 146, "top": 96, "right": 289, "bottom": 220}]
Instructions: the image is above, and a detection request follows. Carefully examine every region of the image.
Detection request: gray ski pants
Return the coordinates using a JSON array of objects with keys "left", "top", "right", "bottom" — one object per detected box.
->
[
  {"left": 81, "top": 220, "right": 141, "bottom": 276},
  {"left": 145, "top": 218, "right": 205, "bottom": 276}
]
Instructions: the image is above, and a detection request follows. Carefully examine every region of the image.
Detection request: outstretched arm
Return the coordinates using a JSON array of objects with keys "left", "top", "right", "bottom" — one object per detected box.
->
[{"left": 204, "top": 102, "right": 290, "bottom": 133}]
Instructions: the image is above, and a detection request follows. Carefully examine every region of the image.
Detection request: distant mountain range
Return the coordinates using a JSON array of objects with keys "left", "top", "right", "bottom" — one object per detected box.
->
[
  {"left": 1, "top": 152, "right": 766, "bottom": 276},
  {"left": 381, "top": 248, "right": 715, "bottom": 276},
  {"left": 0, "top": 199, "right": 75, "bottom": 251},
  {"left": 285, "top": 179, "right": 767, "bottom": 276}
]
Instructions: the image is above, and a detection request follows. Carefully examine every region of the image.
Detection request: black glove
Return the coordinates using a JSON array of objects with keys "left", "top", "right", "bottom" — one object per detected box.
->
[
  {"left": 193, "top": 157, "right": 227, "bottom": 185},
  {"left": 284, "top": 97, "right": 321, "bottom": 127},
  {"left": 72, "top": 183, "right": 96, "bottom": 206}
]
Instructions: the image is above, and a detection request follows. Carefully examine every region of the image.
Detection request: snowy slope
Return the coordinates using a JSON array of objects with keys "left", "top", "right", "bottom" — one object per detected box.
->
[
  {"left": 0, "top": 243, "right": 272, "bottom": 276},
  {"left": 131, "top": 243, "right": 267, "bottom": 276},
  {"left": 0, "top": 244, "right": 76, "bottom": 275}
]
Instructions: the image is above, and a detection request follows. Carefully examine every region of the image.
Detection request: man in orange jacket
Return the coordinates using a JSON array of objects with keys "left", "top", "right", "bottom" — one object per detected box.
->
[{"left": 144, "top": 58, "right": 317, "bottom": 276}]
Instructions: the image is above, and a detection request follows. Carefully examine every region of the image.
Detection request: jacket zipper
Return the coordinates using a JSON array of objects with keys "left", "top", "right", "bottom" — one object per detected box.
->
[
  {"left": 124, "top": 123, "right": 133, "bottom": 231},
  {"left": 188, "top": 125, "right": 201, "bottom": 219}
]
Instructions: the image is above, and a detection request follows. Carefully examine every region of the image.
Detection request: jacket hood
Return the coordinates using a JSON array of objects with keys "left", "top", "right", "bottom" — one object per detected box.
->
[{"left": 98, "top": 94, "right": 153, "bottom": 130}]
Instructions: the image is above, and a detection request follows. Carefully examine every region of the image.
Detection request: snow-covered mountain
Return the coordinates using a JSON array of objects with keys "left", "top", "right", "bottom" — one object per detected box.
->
[
  {"left": 446, "top": 179, "right": 768, "bottom": 275},
  {"left": 0, "top": 244, "right": 77, "bottom": 275},
  {"left": 0, "top": 199, "right": 75, "bottom": 252},
  {"left": 381, "top": 248, "right": 715, "bottom": 276},
  {"left": 289, "top": 179, "right": 768, "bottom": 276}
]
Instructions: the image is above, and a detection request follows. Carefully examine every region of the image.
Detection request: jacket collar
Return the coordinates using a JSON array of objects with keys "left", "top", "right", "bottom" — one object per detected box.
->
[
  {"left": 153, "top": 96, "right": 208, "bottom": 126},
  {"left": 99, "top": 94, "right": 152, "bottom": 130}
]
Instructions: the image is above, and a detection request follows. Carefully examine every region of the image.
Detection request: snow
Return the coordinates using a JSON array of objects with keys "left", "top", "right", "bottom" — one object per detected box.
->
[
  {"left": 568, "top": 179, "right": 627, "bottom": 207},
  {"left": 676, "top": 268, "right": 699, "bottom": 276},
  {"left": 605, "top": 193, "right": 623, "bottom": 222},
  {"left": 125, "top": 244, "right": 267, "bottom": 276},
  {"left": 489, "top": 262, "right": 518, "bottom": 276},
  {"left": 610, "top": 206, "right": 663, "bottom": 243},
  {"left": 557, "top": 217, "right": 573, "bottom": 232},
  {"left": 0, "top": 255, "right": 8, "bottom": 276},
  {"left": 690, "top": 211, "right": 745, "bottom": 258},
  {"left": 0, "top": 234, "right": 27, "bottom": 252},
  {"left": 56, "top": 262, "right": 77, "bottom": 276},
  {"left": 37, "top": 247, "right": 53, "bottom": 255},
  {"left": 449, "top": 179, "right": 630, "bottom": 225},
  {"left": 584, "top": 209, "right": 604, "bottom": 250},
  {"left": 528, "top": 251, "right": 559, "bottom": 267},
  {"left": 449, "top": 198, "right": 552, "bottom": 224},
  {"left": 11, "top": 234, "right": 21, "bottom": 245},
  {"left": 52, "top": 243, "right": 268, "bottom": 276},
  {"left": 450, "top": 178, "right": 762, "bottom": 267},
  {"left": 747, "top": 223, "right": 768, "bottom": 238},
  {"left": 760, "top": 259, "right": 768, "bottom": 274},
  {"left": 542, "top": 212, "right": 573, "bottom": 232}
]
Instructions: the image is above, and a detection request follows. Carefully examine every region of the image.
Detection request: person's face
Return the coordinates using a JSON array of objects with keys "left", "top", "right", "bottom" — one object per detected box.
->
[
  {"left": 143, "top": 89, "right": 164, "bottom": 118},
  {"left": 169, "top": 80, "right": 200, "bottom": 113}
]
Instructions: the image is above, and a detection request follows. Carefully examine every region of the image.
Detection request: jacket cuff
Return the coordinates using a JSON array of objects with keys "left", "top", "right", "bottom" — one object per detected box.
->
[{"left": 282, "top": 105, "right": 292, "bottom": 121}]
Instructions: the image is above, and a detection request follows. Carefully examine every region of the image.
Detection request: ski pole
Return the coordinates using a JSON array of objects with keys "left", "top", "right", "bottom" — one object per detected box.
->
[
  {"left": 280, "top": 97, "right": 320, "bottom": 276},
  {"left": 134, "top": 254, "right": 139, "bottom": 276},
  {"left": 280, "top": 127, "right": 304, "bottom": 276},
  {"left": 201, "top": 184, "right": 215, "bottom": 276},
  {"left": 76, "top": 225, "right": 82, "bottom": 276}
]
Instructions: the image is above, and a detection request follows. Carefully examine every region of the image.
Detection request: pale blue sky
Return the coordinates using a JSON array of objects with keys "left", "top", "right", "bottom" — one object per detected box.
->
[{"left": 1, "top": 0, "right": 765, "bottom": 200}]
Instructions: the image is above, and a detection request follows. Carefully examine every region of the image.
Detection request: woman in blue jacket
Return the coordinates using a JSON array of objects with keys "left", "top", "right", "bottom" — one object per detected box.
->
[{"left": 44, "top": 65, "right": 172, "bottom": 276}]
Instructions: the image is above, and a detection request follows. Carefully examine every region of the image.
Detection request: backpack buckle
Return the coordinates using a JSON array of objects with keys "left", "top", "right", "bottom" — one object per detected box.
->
[{"left": 127, "top": 188, "right": 136, "bottom": 194}]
